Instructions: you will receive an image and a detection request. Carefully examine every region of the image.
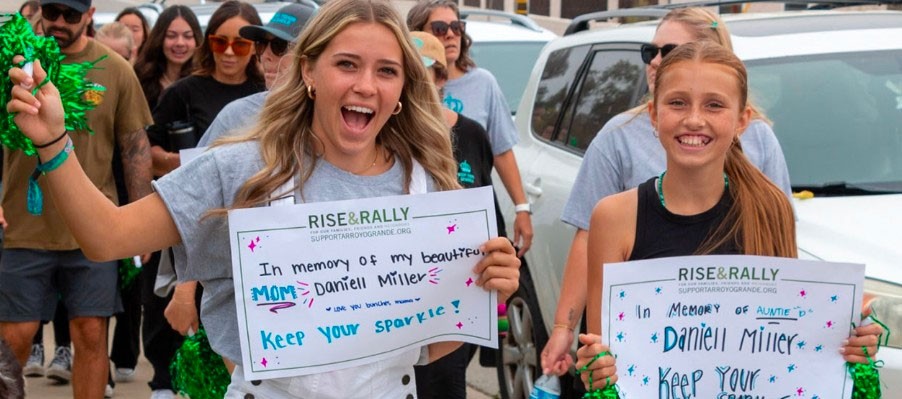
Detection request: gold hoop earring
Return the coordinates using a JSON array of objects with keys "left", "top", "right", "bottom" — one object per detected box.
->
[
  {"left": 307, "top": 85, "right": 316, "bottom": 100},
  {"left": 392, "top": 102, "right": 402, "bottom": 115}
]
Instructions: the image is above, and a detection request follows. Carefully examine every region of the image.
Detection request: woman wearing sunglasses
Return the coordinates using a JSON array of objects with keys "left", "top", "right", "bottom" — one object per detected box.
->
[
  {"left": 540, "top": 8, "right": 792, "bottom": 394},
  {"left": 149, "top": 0, "right": 264, "bottom": 177},
  {"left": 407, "top": 0, "right": 534, "bottom": 260}
]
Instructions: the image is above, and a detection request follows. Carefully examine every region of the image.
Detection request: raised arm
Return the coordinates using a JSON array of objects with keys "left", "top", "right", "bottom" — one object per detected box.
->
[{"left": 7, "top": 59, "right": 181, "bottom": 261}]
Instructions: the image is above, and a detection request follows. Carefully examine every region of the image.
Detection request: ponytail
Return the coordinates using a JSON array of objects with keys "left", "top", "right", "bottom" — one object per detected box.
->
[{"left": 697, "top": 139, "right": 796, "bottom": 257}]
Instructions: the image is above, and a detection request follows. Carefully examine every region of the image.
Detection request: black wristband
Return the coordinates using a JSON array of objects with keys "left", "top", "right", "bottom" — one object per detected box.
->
[{"left": 33, "top": 130, "right": 68, "bottom": 149}]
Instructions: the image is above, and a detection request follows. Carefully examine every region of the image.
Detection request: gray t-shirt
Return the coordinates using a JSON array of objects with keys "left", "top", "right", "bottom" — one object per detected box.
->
[
  {"left": 197, "top": 91, "right": 268, "bottom": 147},
  {"left": 561, "top": 112, "right": 792, "bottom": 230},
  {"left": 443, "top": 67, "right": 518, "bottom": 156},
  {"left": 153, "top": 140, "right": 437, "bottom": 363}
]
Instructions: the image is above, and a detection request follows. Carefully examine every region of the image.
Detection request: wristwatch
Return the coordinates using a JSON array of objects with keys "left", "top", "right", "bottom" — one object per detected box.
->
[{"left": 515, "top": 203, "right": 532, "bottom": 215}]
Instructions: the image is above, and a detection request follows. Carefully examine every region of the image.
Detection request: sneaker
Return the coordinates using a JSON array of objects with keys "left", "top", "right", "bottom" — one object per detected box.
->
[
  {"left": 46, "top": 345, "right": 72, "bottom": 383},
  {"left": 23, "top": 343, "right": 45, "bottom": 377},
  {"left": 105, "top": 383, "right": 114, "bottom": 398},
  {"left": 150, "top": 389, "right": 176, "bottom": 399},
  {"left": 114, "top": 367, "right": 136, "bottom": 382}
]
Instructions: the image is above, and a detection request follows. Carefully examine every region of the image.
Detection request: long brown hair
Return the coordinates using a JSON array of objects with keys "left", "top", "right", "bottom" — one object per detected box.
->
[
  {"left": 221, "top": 0, "right": 459, "bottom": 211},
  {"left": 134, "top": 5, "right": 203, "bottom": 105},
  {"left": 654, "top": 41, "right": 796, "bottom": 257},
  {"left": 193, "top": 0, "right": 264, "bottom": 85},
  {"left": 406, "top": 0, "right": 476, "bottom": 72}
]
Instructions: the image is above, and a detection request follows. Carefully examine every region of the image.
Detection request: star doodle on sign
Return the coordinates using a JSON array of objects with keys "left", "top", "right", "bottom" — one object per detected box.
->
[
  {"left": 616, "top": 331, "right": 625, "bottom": 342},
  {"left": 815, "top": 344, "right": 823, "bottom": 352},
  {"left": 248, "top": 236, "right": 260, "bottom": 252},
  {"left": 618, "top": 312, "right": 624, "bottom": 321},
  {"left": 627, "top": 364, "right": 635, "bottom": 376},
  {"left": 655, "top": 287, "right": 662, "bottom": 294},
  {"left": 797, "top": 341, "right": 806, "bottom": 349},
  {"left": 831, "top": 295, "right": 838, "bottom": 302},
  {"left": 446, "top": 224, "right": 457, "bottom": 234},
  {"left": 619, "top": 290, "right": 626, "bottom": 299},
  {"left": 261, "top": 357, "right": 268, "bottom": 367},
  {"left": 797, "top": 387, "right": 805, "bottom": 396},
  {"left": 651, "top": 332, "right": 658, "bottom": 343},
  {"left": 800, "top": 289, "right": 807, "bottom": 298},
  {"left": 769, "top": 375, "right": 777, "bottom": 383},
  {"left": 825, "top": 320, "right": 834, "bottom": 328},
  {"left": 787, "top": 364, "right": 796, "bottom": 373},
  {"left": 465, "top": 277, "right": 474, "bottom": 287},
  {"left": 642, "top": 376, "right": 649, "bottom": 385},
  {"left": 456, "top": 322, "right": 463, "bottom": 329}
]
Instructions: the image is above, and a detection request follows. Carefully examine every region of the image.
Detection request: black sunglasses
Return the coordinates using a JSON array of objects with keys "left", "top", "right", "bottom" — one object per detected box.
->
[
  {"left": 640, "top": 43, "right": 678, "bottom": 65},
  {"left": 429, "top": 20, "right": 465, "bottom": 36},
  {"left": 255, "top": 38, "right": 290, "bottom": 58},
  {"left": 42, "top": 5, "right": 83, "bottom": 24}
]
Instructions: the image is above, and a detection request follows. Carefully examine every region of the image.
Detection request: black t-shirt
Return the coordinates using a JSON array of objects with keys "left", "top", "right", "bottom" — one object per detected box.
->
[
  {"left": 451, "top": 114, "right": 507, "bottom": 238},
  {"left": 149, "top": 75, "right": 264, "bottom": 151},
  {"left": 629, "top": 177, "right": 739, "bottom": 260}
]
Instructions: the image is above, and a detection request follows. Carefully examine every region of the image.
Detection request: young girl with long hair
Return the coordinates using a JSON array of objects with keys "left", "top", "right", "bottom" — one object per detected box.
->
[{"left": 574, "top": 41, "right": 882, "bottom": 389}]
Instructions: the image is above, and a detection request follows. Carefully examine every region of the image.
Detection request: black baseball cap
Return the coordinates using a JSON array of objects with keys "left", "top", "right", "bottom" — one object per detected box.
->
[
  {"left": 41, "top": 0, "right": 91, "bottom": 13},
  {"left": 239, "top": 4, "right": 315, "bottom": 43}
]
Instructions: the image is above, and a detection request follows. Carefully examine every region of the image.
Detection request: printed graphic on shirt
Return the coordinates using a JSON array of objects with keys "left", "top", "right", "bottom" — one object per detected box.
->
[
  {"left": 457, "top": 160, "right": 475, "bottom": 185},
  {"left": 443, "top": 93, "right": 463, "bottom": 114},
  {"left": 83, "top": 82, "right": 106, "bottom": 107}
]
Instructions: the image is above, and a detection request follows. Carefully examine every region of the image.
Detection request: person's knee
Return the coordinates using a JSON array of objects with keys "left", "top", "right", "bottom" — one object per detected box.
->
[
  {"left": 69, "top": 317, "right": 108, "bottom": 354},
  {"left": 0, "top": 322, "right": 40, "bottom": 356}
]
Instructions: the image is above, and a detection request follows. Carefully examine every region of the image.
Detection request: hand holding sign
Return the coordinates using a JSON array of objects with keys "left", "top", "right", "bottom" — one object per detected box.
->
[{"left": 228, "top": 186, "right": 517, "bottom": 380}]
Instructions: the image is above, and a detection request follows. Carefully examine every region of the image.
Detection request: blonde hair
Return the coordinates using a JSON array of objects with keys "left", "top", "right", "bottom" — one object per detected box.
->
[
  {"left": 223, "top": 0, "right": 459, "bottom": 211},
  {"left": 633, "top": 8, "right": 768, "bottom": 122},
  {"left": 654, "top": 41, "right": 796, "bottom": 258},
  {"left": 96, "top": 22, "right": 135, "bottom": 59}
]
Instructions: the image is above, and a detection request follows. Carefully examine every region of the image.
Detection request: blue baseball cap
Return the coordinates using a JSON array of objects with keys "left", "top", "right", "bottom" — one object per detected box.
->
[{"left": 240, "top": 3, "right": 315, "bottom": 43}]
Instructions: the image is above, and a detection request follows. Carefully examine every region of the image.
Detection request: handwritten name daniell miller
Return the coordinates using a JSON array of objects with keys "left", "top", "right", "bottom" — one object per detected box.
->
[{"left": 678, "top": 266, "right": 779, "bottom": 282}]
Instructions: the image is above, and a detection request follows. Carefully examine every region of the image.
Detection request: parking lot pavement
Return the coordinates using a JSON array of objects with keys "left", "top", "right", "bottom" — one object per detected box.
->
[{"left": 26, "top": 323, "right": 500, "bottom": 398}]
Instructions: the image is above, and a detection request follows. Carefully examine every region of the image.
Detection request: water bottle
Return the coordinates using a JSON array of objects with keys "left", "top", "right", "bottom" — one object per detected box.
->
[{"left": 529, "top": 374, "right": 561, "bottom": 399}]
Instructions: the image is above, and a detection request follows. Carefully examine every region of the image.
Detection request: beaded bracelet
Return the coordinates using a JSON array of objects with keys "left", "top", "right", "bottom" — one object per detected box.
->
[
  {"left": 27, "top": 137, "right": 74, "bottom": 215},
  {"left": 498, "top": 303, "right": 509, "bottom": 337}
]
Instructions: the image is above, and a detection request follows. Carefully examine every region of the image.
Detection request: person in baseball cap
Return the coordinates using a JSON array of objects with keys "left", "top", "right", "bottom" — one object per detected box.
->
[
  {"left": 197, "top": 3, "right": 316, "bottom": 146},
  {"left": 40, "top": 0, "right": 90, "bottom": 14},
  {"left": 239, "top": 3, "right": 315, "bottom": 89}
]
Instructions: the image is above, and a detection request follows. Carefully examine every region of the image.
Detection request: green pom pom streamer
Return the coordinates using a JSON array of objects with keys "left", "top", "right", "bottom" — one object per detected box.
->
[
  {"left": 0, "top": 12, "right": 103, "bottom": 157},
  {"left": 847, "top": 315, "right": 890, "bottom": 399},
  {"left": 577, "top": 351, "right": 621, "bottom": 399},
  {"left": 170, "top": 327, "right": 231, "bottom": 399},
  {"left": 117, "top": 257, "right": 143, "bottom": 290}
]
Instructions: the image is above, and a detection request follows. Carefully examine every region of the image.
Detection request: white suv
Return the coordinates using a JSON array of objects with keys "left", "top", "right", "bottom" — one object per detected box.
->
[
  {"left": 496, "top": 9, "right": 902, "bottom": 398},
  {"left": 460, "top": 9, "right": 558, "bottom": 115}
]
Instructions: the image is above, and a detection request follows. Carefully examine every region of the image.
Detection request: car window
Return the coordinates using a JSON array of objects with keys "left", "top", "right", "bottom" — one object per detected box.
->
[
  {"left": 747, "top": 49, "right": 902, "bottom": 190},
  {"left": 531, "top": 45, "right": 591, "bottom": 142},
  {"left": 536, "top": 46, "right": 647, "bottom": 154},
  {"left": 470, "top": 41, "right": 549, "bottom": 115}
]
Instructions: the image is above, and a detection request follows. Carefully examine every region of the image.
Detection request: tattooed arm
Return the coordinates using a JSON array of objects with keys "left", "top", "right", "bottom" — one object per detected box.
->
[{"left": 118, "top": 127, "right": 153, "bottom": 202}]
